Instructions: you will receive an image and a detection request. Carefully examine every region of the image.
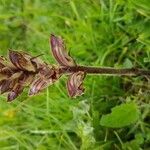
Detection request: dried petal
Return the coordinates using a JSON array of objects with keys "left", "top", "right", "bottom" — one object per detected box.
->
[
  {"left": 7, "top": 92, "right": 17, "bottom": 102},
  {"left": 29, "top": 78, "right": 48, "bottom": 95},
  {"left": 18, "top": 72, "right": 34, "bottom": 86},
  {"left": 0, "top": 56, "right": 16, "bottom": 72},
  {"left": 0, "top": 67, "right": 13, "bottom": 81},
  {"left": 0, "top": 72, "right": 26, "bottom": 95},
  {"left": 50, "top": 34, "right": 76, "bottom": 66},
  {"left": 67, "top": 71, "right": 85, "bottom": 98},
  {"left": 7, "top": 73, "right": 35, "bottom": 101},
  {"left": 9, "top": 50, "right": 36, "bottom": 72},
  {"left": 29, "top": 66, "right": 60, "bottom": 95},
  {"left": 0, "top": 80, "right": 6, "bottom": 91},
  {"left": 39, "top": 65, "right": 53, "bottom": 76},
  {"left": 0, "top": 80, "right": 14, "bottom": 94},
  {"left": 7, "top": 84, "right": 24, "bottom": 102},
  {"left": 0, "top": 56, "right": 16, "bottom": 69}
]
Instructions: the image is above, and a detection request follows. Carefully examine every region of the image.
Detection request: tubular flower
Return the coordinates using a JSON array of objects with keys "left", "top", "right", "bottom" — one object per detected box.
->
[
  {"left": 29, "top": 65, "right": 61, "bottom": 95},
  {"left": 9, "top": 50, "right": 37, "bottom": 72},
  {"left": 50, "top": 34, "right": 76, "bottom": 67},
  {"left": 67, "top": 71, "right": 85, "bottom": 98}
]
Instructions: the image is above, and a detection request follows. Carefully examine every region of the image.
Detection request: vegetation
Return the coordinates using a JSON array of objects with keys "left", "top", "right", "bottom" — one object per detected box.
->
[{"left": 0, "top": 0, "right": 150, "bottom": 149}]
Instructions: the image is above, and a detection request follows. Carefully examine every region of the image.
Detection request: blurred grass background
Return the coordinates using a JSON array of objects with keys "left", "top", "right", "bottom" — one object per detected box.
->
[{"left": 0, "top": 0, "right": 150, "bottom": 149}]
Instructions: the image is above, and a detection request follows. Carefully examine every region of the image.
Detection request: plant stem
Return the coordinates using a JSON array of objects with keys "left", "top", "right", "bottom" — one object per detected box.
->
[{"left": 60, "top": 66, "right": 150, "bottom": 76}]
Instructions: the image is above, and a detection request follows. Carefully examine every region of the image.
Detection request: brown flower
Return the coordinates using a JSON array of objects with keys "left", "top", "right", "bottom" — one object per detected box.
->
[
  {"left": 29, "top": 65, "right": 61, "bottom": 95},
  {"left": 8, "top": 83, "right": 24, "bottom": 102},
  {"left": 66, "top": 71, "right": 85, "bottom": 98},
  {"left": 9, "top": 50, "right": 37, "bottom": 72},
  {"left": 50, "top": 34, "right": 76, "bottom": 67}
]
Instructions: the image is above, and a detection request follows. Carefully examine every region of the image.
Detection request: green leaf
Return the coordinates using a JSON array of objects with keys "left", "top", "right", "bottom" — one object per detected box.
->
[
  {"left": 122, "top": 133, "right": 144, "bottom": 150},
  {"left": 123, "top": 58, "right": 133, "bottom": 68},
  {"left": 100, "top": 102, "right": 140, "bottom": 128}
]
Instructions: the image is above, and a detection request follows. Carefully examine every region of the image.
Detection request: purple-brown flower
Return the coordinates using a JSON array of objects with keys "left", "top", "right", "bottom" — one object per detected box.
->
[
  {"left": 9, "top": 50, "right": 37, "bottom": 72},
  {"left": 29, "top": 65, "right": 61, "bottom": 95},
  {"left": 50, "top": 34, "right": 76, "bottom": 67},
  {"left": 67, "top": 71, "right": 85, "bottom": 97}
]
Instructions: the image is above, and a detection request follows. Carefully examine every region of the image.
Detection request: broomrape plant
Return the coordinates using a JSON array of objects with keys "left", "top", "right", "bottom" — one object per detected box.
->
[{"left": 0, "top": 34, "right": 150, "bottom": 102}]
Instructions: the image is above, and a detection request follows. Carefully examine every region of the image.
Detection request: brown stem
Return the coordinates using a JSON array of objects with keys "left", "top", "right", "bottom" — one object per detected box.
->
[{"left": 60, "top": 66, "right": 150, "bottom": 76}]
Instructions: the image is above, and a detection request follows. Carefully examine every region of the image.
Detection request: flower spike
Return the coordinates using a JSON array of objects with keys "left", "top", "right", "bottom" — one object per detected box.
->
[{"left": 0, "top": 34, "right": 149, "bottom": 102}]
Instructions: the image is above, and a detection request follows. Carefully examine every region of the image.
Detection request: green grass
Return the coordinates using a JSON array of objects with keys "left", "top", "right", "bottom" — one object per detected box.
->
[{"left": 0, "top": 0, "right": 150, "bottom": 149}]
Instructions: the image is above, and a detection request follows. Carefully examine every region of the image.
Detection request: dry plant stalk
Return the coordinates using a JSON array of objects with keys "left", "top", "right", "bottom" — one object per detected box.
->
[{"left": 0, "top": 34, "right": 149, "bottom": 102}]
